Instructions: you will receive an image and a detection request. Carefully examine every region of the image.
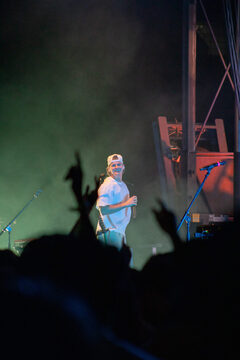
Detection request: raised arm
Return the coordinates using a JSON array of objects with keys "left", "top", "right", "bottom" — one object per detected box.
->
[{"left": 152, "top": 199, "right": 183, "bottom": 251}]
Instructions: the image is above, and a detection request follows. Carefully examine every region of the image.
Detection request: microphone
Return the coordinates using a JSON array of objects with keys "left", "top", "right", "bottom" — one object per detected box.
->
[
  {"left": 34, "top": 189, "right": 43, "bottom": 198},
  {"left": 200, "top": 161, "right": 226, "bottom": 171},
  {"left": 132, "top": 206, "right": 136, "bottom": 219}
]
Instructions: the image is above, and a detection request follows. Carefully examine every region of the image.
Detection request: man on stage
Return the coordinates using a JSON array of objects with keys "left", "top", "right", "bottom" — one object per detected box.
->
[{"left": 96, "top": 154, "right": 137, "bottom": 250}]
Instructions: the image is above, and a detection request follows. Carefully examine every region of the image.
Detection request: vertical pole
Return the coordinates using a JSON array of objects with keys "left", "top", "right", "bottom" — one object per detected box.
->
[
  {"left": 182, "top": 0, "right": 197, "bottom": 223},
  {"left": 234, "top": 0, "right": 240, "bottom": 221}
]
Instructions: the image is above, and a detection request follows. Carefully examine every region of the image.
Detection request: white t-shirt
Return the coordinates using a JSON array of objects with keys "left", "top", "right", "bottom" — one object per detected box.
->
[{"left": 96, "top": 176, "right": 131, "bottom": 236}]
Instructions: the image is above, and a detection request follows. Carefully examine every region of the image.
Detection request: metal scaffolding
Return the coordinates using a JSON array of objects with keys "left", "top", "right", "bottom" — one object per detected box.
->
[{"left": 153, "top": 0, "right": 239, "bottom": 239}]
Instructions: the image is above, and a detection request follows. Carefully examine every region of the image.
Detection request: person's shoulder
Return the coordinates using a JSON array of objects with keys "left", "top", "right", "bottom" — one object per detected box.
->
[
  {"left": 103, "top": 176, "right": 115, "bottom": 186},
  {"left": 104, "top": 176, "right": 114, "bottom": 183},
  {"left": 99, "top": 177, "right": 114, "bottom": 190},
  {"left": 121, "top": 180, "right": 129, "bottom": 188}
]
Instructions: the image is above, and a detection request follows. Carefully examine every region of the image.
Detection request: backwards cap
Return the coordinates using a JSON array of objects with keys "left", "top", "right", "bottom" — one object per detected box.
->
[{"left": 107, "top": 154, "right": 123, "bottom": 166}]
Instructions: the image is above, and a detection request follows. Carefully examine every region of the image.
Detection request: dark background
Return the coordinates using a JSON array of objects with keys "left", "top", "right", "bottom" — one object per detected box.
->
[{"left": 0, "top": 0, "right": 235, "bottom": 268}]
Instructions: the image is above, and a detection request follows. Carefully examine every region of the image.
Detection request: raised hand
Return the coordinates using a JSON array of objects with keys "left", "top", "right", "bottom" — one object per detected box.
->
[
  {"left": 152, "top": 199, "right": 176, "bottom": 235},
  {"left": 64, "top": 152, "right": 83, "bottom": 207},
  {"left": 66, "top": 154, "right": 104, "bottom": 239},
  {"left": 82, "top": 174, "right": 104, "bottom": 214},
  {"left": 65, "top": 152, "right": 103, "bottom": 214},
  {"left": 152, "top": 199, "right": 182, "bottom": 250}
]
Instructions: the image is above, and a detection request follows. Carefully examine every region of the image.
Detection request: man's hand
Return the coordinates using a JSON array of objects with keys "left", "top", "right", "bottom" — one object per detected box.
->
[{"left": 125, "top": 196, "right": 138, "bottom": 207}]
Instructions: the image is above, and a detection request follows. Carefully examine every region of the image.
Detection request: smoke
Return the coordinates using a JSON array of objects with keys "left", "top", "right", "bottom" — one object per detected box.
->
[{"left": 0, "top": 0, "right": 182, "bottom": 268}]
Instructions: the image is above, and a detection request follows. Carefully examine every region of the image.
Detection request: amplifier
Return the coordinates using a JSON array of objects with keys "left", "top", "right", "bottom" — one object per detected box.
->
[
  {"left": 191, "top": 213, "right": 233, "bottom": 225},
  {"left": 191, "top": 213, "right": 233, "bottom": 240}
]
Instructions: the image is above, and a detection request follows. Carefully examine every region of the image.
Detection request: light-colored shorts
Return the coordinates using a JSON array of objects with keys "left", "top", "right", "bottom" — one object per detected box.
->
[{"left": 96, "top": 230, "right": 125, "bottom": 250}]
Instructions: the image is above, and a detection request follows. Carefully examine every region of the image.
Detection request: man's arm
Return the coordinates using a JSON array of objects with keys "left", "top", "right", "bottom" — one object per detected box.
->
[{"left": 100, "top": 196, "right": 137, "bottom": 215}]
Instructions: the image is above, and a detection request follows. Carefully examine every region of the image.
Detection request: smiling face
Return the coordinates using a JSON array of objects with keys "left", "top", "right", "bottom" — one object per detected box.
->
[{"left": 108, "top": 161, "right": 124, "bottom": 181}]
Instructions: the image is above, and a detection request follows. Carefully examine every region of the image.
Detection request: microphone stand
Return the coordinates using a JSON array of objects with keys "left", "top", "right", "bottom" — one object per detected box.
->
[
  {"left": 177, "top": 169, "right": 212, "bottom": 242},
  {"left": 0, "top": 190, "right": 42, "bottom": 250}
]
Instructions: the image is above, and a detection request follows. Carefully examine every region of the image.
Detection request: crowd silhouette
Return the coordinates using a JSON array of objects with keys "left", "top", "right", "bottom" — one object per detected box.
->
[{"left": 0, "top": 153, "right": 239, "bottom": 359}]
